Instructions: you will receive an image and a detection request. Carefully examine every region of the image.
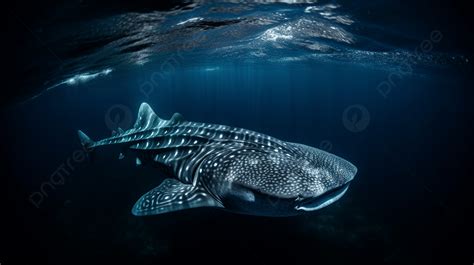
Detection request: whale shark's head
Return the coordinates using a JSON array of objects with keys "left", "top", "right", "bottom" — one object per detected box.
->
[
  {"left": 291, "top": 144, "right": 357, "bottom": 212},
  {"left": 219, "top": 143, "right": 357, "bottom": 216}
]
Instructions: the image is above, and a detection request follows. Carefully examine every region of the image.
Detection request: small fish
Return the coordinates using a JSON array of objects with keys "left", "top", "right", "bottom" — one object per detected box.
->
[{"left": 78, "top": 103, "right": 357, "bottom": 216}]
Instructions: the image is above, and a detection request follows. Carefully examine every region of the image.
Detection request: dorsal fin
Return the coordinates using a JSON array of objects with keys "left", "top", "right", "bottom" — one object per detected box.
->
[
  {"left": 133, "top": 103, "right": 164, "bottom": 129},
  {"left": 169, "top": 112, "right": 184, "bottom": 125}
]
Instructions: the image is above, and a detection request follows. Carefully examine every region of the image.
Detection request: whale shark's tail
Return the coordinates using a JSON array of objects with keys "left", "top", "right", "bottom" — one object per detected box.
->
[{"left": 77, "top": 130, "right": 96, "bottom": 161}]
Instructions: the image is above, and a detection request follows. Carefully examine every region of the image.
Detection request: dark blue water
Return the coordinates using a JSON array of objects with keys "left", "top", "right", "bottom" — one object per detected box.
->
[{"left": 3, "top": 1, "right": 472, "bottom": 264}]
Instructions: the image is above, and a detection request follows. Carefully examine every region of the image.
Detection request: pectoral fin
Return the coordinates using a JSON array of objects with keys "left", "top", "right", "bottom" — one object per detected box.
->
[{"left": 132, "top": 179, "right": 222, "bottom": 216}]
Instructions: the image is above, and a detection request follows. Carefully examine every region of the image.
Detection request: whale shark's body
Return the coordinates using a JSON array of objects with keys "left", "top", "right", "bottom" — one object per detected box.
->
[{"left": 78, "top": 103, "right": 357, "bottom": 216}]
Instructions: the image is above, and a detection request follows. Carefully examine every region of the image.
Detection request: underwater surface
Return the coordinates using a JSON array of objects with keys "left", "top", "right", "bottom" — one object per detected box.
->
[{"left": 3, "top": 0, "right": 473, "bottom": 264}]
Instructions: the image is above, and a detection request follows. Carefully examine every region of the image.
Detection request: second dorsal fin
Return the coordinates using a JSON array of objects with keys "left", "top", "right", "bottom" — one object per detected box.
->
[{"left": 169, "top": 112, "right": 184, "bottom": 125}]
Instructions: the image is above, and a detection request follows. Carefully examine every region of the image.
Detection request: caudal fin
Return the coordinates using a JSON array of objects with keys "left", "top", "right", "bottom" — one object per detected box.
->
[{"left": 78, "top": 130, "right": 95, "bottom": 151}]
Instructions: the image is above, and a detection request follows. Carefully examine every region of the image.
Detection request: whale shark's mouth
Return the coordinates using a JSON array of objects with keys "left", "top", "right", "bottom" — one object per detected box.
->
[{"left": 295, "top": 182, "right": 350, "bottom": 212}]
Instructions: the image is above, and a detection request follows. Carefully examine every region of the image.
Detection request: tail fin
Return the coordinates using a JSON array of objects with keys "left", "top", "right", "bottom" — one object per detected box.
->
[{"left": 78, "top": 130, "right": 95, "bottom": 152}]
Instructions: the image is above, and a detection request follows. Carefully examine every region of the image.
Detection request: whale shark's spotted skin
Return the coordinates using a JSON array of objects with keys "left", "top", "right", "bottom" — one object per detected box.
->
[{"left": 78, "top": 103, "right": 357, "bottom": 216}]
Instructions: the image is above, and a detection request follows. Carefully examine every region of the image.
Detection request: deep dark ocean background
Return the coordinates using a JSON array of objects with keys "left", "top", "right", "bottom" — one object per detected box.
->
[{"left": 3, "top": 0, "right": 473, "bottom": 264}]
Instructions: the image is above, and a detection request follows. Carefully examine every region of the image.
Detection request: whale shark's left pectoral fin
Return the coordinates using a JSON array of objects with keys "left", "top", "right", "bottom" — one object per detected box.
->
[{"left": 132, "top": 179, "right": 223, "bottom": 216}]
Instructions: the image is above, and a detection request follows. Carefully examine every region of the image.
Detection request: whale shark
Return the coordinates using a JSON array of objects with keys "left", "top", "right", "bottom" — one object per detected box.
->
[{"left": 78, "top": 103, "right": 357, "bottom": 216}]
